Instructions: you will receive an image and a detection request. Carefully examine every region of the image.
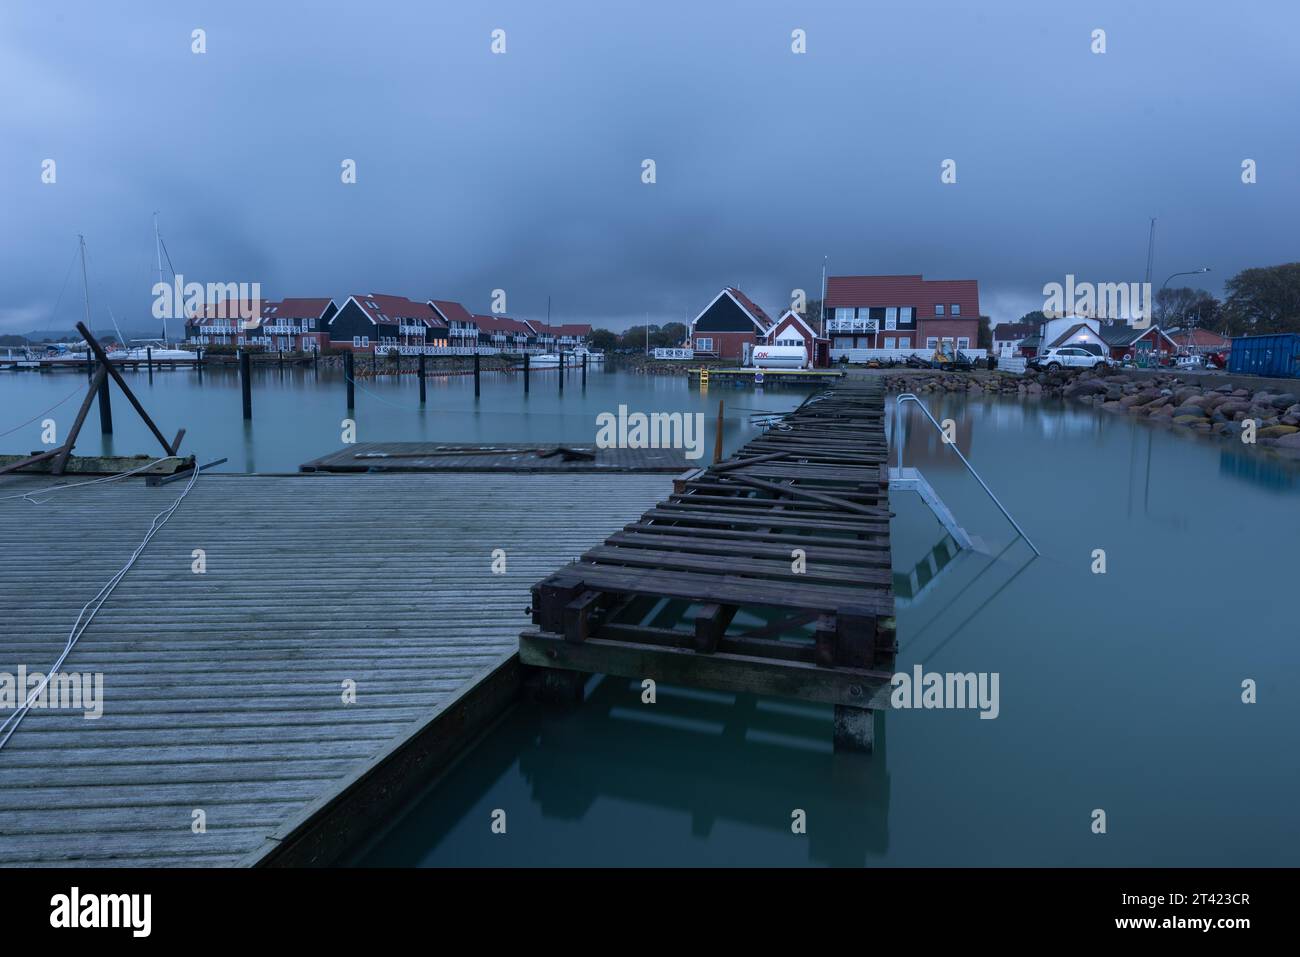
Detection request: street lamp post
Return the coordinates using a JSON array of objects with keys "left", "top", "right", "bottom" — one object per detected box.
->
[{"left": 1157, "top": 267, "right": 1211, "bottom": 354}]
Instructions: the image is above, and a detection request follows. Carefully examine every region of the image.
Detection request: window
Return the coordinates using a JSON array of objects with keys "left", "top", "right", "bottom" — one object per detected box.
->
[
  {"left": 885, "top": 308, "right": 898, "bottom": 331},
  {"left": 899, "top": 337, "right": 911, "bottom": 348},
  {"left": 835, "top": 308, "right": 854, "bottom": 321},
  {"left": 695, "top": 337, "right": 713, "bottom": 352},
  {"left": 926, "top": 337, "right": 938, "bottom": 349},
  {"left": 951, "top": 304, "right": 961, "bottom": 316},
  {"left": 957, "top": 337, "right": 970, "bottom": 349},
  {"left": 353, "top": 336, "right": 370, "bottom": 348},
  {"left": 935, "top": 304, "right": 945, "bottom": 316},
  {"left": 899, "top": 307, "right": 915, "bottom": 324},
  {"left": 883, "top": 337, "right": 896, "bottom": 349}
]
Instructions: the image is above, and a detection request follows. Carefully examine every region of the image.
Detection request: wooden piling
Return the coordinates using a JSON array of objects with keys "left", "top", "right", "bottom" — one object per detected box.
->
[
  {"left": 714, "top": 399, "right": 724, "bottom": 463},
  {"left": 344, "top": 351, "right": 355, "bottom": 410},
  {"left": 582, "top": 351, "right": 587, "bottom": 389},
  {"left": 97, "top": 364, "right": 113, "bottom": 435},
  {"left": 474, "top": 352, "right": 480, "bottom": 397},
  {"left": 418, "top": 353, "right": 426, "bottom": 403},
  {"left": 524, "top": 352, "right": 530, "bottom": 394},
  {"left": 146, "top": 347, "right": 153, "bottom": 374},
  {"left": 240, "top": 350, "right": 252, "bottom": 420},
  {"left": 559, "top": 351, "right": 564, "bottom": 393}
]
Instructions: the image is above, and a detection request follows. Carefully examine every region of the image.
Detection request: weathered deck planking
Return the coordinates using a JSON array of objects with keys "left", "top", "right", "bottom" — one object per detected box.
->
[
  {"left": 0, "top": 471, "right": 667, "bottom": 866},
  {"left": 301, "top": 442, "right": 689, "bottom": 474},
  {"left": 520, "top": 381, "right": 897, "bottom": 751}
]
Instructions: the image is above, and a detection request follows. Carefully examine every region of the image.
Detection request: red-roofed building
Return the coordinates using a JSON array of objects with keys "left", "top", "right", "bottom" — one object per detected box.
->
[
  {"left": 534, "top": 323, "right": 592, "bottom": 351},
  {"left": 1169, "top": 328, "right": 1231, "bottom": 353},
  {"left": 473, "top": 314, "right": 534, "bottom": 352},
  {"left": 824, "top": 274, "right": 981, "bottom": 353},
  {"left": 259, "top": 298, "right": 338, "bottom": 352},
  {"left": 689, "top": 287, "right": 776, "bottom": 361},
  {"left": 428, "top": 300, "right": 478, "bottom": 349},
  {"left": 329, "top": 294, "right": 448, "bottom": 353},
  {"left": 767, "top": 309, "right": 831, "bottom": 368}
]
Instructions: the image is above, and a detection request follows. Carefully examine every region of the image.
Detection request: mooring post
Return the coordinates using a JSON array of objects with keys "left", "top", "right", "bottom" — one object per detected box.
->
[
  {"left": 524, "top": 351, "right": 530, "bottom": 394},
  {"left": 714, "top": 399, "right": 724, "bottom": 463},
  {"left": 97, "top": 363, "right": 113, "bottom": 434},
  {"left": 558, "top": 351, "right": 564, "bottom": 393},
  {"left": 582, "top": 351, "right": 587, "bottom": 389},
  {"left": 418, "top": 352, "right": 427, "bottom": 403},
  {"left": 473, "top": 352, "right": 481, "bottom": 397},
  {"left": 344, "top": 350, "right": 355, "bottom": 410},
  {"left": 146, "top": 346, "right": 153, "bottom": 374},
  {"left": 833, "top": 706, "right": 875, "bottom": 753},
  {"left": 278, "top": 349, "right": 284, "bottom": 370},
  {"left": 196, "top": 348, "right": 203, "bottom": 379},
  {"left": 240, "top": 350, "right": 252, "bottom": 420}
]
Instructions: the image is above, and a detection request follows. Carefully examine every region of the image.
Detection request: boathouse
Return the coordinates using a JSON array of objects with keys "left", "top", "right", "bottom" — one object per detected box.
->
[
  {"left": 768, "top": 309, "right": 831, "bottom": 367},
  {"left": 1099, "top": 322, "right": 1179, "bottom": 362},
  {"left": 689, "top": 287, "right": 775, "bottom": 361}
]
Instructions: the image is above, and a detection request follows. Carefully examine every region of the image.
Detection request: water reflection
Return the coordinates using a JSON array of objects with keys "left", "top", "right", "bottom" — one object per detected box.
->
[
  {"left": 520, "top": 678, "right": 891, "bottom": 866},
  {"left": 355, "top": 674, "right": 893, "bottom": 867}
]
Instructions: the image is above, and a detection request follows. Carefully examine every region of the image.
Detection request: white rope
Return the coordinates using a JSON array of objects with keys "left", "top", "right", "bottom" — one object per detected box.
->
[
  {"left": 0, "top": 458, "right": 202, "bottom": 751},
  {"left": 0, "top": 456, "right": 175, "bottom": 504}
]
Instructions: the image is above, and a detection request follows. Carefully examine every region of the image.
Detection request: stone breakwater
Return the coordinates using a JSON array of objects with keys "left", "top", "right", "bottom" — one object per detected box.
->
[{"left": 879, "top": 369, "right": 1300, "bottom": 456}]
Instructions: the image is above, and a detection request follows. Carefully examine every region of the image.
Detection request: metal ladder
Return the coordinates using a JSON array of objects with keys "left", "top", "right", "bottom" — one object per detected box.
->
[{"left": 889, "top": 393, "right": 1039, "bottom": 555}]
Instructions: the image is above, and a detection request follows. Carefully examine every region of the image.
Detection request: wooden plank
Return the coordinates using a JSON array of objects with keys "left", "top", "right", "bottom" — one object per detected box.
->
[
  {"left": 693, "top": 603, "right": 736, "bottom": 653},
  {"left": 520, "top": 631, "right": 891, "bottom": 709}
]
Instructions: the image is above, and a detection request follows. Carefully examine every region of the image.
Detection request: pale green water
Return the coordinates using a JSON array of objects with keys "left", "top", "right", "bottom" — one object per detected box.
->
[
  {"left": 0, "top": 364, "right": 806, "bottom": 470},
  {"left": 349, "top": 393, "right": 1300, "bottom": 867}
]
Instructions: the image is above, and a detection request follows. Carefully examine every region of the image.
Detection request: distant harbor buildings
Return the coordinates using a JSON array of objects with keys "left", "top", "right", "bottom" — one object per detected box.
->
[{"left": 184, "top": 293, "right": 591, "bottom": 355}]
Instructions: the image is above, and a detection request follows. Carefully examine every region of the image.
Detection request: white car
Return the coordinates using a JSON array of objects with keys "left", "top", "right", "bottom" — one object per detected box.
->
[{"left": 1031, "top": 346, "right": 1111, "bottom": 371}]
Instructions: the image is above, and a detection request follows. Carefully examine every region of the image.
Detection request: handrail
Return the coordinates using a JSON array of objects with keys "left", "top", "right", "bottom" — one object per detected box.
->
[{"left": 893, "top": 393, "right": 1040, "bottom": 555}]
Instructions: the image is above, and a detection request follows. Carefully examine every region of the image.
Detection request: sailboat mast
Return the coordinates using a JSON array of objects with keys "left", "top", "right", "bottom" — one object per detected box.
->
[
  {"left": 154, "top": 212, "right": 167, "bottom": 344},
  {"left": 78, "top": 234, "right": 92, "bottom": 330}
]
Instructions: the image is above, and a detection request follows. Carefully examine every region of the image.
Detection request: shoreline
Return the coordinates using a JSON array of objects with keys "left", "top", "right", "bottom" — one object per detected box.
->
[{"left": 876, "top": 367, "right": 1300, "bottom": 460}]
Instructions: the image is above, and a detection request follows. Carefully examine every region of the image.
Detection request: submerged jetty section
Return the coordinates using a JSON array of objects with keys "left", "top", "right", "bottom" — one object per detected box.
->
[
  {"left": 301, "top": 442, "right": 687, "bottom": 473},
  {"left": 520, "top": 380, "right": 897, "bottom": 752}
]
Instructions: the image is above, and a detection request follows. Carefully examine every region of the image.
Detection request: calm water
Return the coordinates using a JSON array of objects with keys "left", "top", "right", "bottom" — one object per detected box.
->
[
  {"left": 0, "top": 364, "right": 807, "bottom": 470},
  {"left": 347, "top": 392, "right": 1300, "bottom": 867},
  {"left": 5, "top": 368, "right": 1296, "bottom": 866}
]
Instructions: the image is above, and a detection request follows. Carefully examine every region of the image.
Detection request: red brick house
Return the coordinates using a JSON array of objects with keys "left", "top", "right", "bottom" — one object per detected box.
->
[
  {"left": 824, "top": 275, "right": 982, "bottom": 352},
  {"left": 689, "top": 287, "right": 775, "bottom": 361}
]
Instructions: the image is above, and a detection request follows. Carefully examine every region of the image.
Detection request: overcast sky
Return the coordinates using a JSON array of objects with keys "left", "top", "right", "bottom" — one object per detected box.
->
[{"left": 3, "top": 0, "right": 1297, "bottom": 334}]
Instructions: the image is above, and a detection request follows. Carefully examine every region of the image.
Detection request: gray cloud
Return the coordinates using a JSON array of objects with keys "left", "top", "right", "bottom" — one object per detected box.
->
[{"left": 2, "top": 0, "right": 1296, "bottom": 334}]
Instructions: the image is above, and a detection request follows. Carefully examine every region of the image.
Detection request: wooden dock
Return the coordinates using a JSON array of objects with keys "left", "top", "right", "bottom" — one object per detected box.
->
[
  {"left": 694, "top": 367, "right": 846, "bottom": 387},
  {"left": 301, "top": 442, "right": 689, "bottom": 474},
  {"left": 0, "top": 471, "right": 667, "bottom": 866},
  {"left": 520, "top": 381, "right": 896, "bottom": 751}
]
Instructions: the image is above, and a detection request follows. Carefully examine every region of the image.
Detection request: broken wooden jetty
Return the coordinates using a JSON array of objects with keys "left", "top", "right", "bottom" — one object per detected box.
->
[
  {"left": 301, "top": 442, "right": 688, "bottom": 474},
  {"left": 520, "top": 380, "right": 896, "bottom": 751}
]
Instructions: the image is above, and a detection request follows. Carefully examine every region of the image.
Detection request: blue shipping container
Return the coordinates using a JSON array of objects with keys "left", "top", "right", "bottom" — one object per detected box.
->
[{"left": 1228, "top": 334, "right": 1300, "bottom": 378}]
